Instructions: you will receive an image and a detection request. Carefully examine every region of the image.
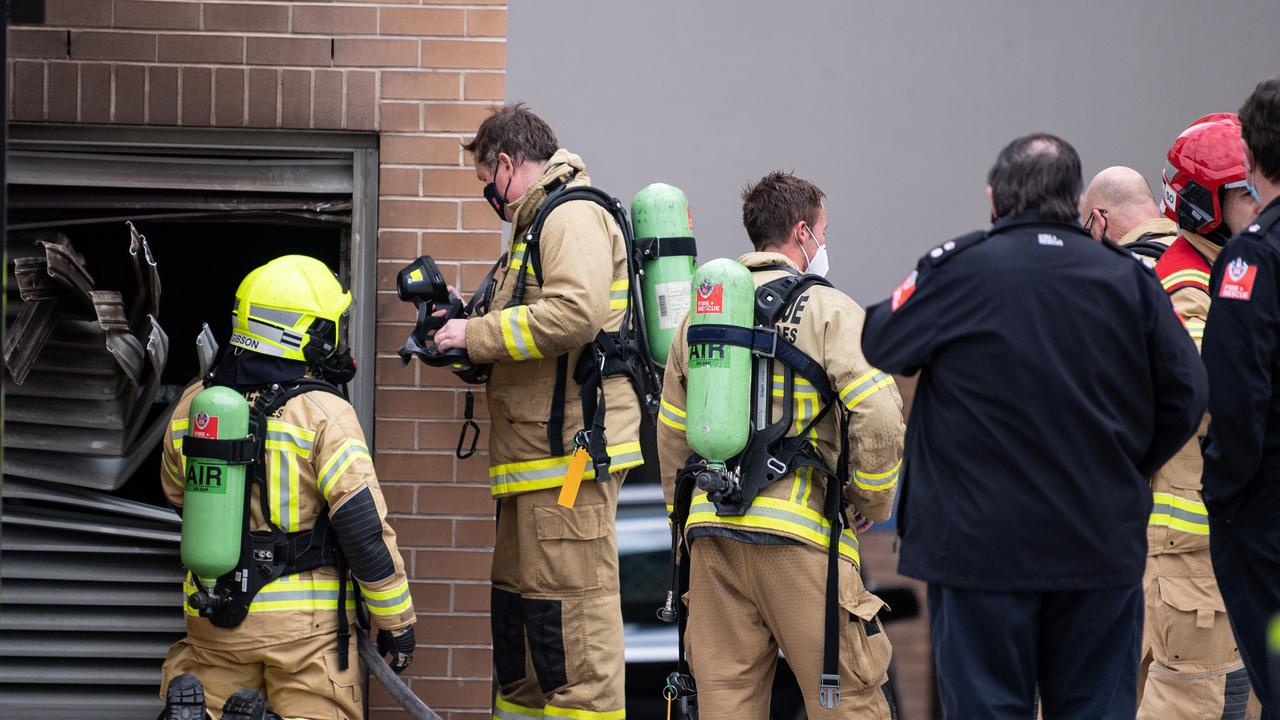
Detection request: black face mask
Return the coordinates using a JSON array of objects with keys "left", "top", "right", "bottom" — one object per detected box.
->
[{"left": 483, "top": 158, "right": 515, "bottom": 222}]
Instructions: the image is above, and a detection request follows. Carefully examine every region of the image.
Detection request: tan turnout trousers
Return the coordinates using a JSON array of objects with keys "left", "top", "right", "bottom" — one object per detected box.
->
[
  {"left": 686, "top": 537, "right": 895, "bottom": 720},
  {"left": 161, "top": 630, "right": 362, "bottom": 720},
  {"left": 490, "top": 474, "right": 626, "bottom": 720}
]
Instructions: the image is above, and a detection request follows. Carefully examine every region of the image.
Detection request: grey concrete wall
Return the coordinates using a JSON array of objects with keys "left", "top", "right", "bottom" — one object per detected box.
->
[{"left": 508, "top": 0, "right": 1280, "bottom": 304}]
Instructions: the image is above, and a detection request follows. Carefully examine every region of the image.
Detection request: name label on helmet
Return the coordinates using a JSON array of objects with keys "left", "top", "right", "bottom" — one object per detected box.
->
[{"left": 230, "top": 333, "right": 259, "bottom": 350}]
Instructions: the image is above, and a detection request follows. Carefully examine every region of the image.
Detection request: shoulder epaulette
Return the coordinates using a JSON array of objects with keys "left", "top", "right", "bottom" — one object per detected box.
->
[
  {"left": 921, "top": 230, "right": 986, "bottom": 269},
  {"left": 1154, "top": 236, "right": 1211, "bottom": 295},
  {"left": 1242, "top": 200, "right": 1280, "bottom": 241}
]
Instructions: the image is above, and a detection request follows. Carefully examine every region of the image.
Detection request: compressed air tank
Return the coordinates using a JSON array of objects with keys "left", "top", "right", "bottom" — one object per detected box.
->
[
  {"left": 685, "top": 259, "right": 754, "bottom": 464},
  {"left": 631, "top": 183, "right": 697, "bottom": 366},
  {"left": 181, "top": 386, "right": 250, "bottom": 591}
]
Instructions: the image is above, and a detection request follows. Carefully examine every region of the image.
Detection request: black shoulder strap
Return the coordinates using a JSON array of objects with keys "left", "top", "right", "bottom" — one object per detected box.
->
[
  {"left": 686, "top": 324, "right": 834, "bottom": 402},
  {"left": 519, "top": 183, "right": 627, "bottom": 288},
  {"left": 755, "top": 272, "right": 834, "bottom": 326},
  {"left": 253, "top": 378, "right": 345, "bottom": 417},
  {"left": 1126, "top": 234, "right": 1171, "bottom": 262}
]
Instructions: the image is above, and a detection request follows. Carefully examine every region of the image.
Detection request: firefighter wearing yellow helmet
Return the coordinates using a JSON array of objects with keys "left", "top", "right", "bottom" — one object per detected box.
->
[{"left": 158, "top": 255, "right": 416, "bottom": 720}]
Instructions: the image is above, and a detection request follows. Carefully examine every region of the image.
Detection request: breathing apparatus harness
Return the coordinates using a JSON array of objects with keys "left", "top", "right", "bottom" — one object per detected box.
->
[
  {"left": 660, "top": 266, "right": 854, "bottom": 713},
  {"left": 506, "top": 174, "right": 664, "bottom": 480},
  {"left": 1125, "top": 232, "right": 1172, "bottom": 263},
  {"left": 181, "top": 375, "right": 360, "bottom": 670}
]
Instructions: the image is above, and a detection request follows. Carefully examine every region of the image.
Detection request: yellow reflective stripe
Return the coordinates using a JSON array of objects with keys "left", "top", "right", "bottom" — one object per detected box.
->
[
  {"left": 363, "top": 578, "right": 413, "bottom": 616},
  {"left": 494, "top": 695, "right": 544, "bottom": 720},
  {"left": 771, "top": 374, "right": 819, "bottom": 400},
  {"left": 1161, "top": 269, "right": 1210, "bottom": 290},
  {"left": 182, "top": 575, "right": 357, "bottom": 615},
  {"left": 791, "top": 466, "right": 814, "bottom": 505},
  {"left": 1150, "top": 491, "right": 1210, "bottom": 536},
  {"left": 269, "top": 450, "right": 284, "bottom": 530},
  {"left": 163, "top": 452, "right": 184, "bottom": 488},
  {"left": 1185, "top": 319, "right": 1205, "bottom": 340},
  {"left": 489, "top": 441, "right": 644, "bottom": 495},
  {"left": 265, "top": 419, "right": 315, "bottom": 459},
  {"left": 500, "top": 306, "right": 543, "bottom": 361},
  {"left": 270, "top": 450, "right": 300, "bottom": 532},
  {"left": 687, "top": 491, "right": 860, "bottom": 565},
  {"left": 317, "top": 439, "right": 371, "bottom": 499},
  {"left": 171, "top": 418, "right": 189, "bottom": 452},
  {"left": 658, "top": 399, "right": 686, "bottom": 431},
  {"left": 609, "top": 279, "right": 629, "bottom": 311},
  {"left": 508, "top": 242, "right": 537, "bottom": 276},
  {"left": 840, "top": 369, "right": 893, "bottom": 410},
  {"left": 853, "top": 460, "right": 901, "bottom": 492},
  {"left": 545, "top": 706, "right": 626, "bottom": 720}
]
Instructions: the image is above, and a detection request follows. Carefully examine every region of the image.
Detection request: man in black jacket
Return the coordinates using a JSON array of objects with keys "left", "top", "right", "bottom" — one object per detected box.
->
[
  {"left": 861, "top": 134, "right": 1208, "bottom": 719},
  {"left": 1201, "top": 76, "right": 1280, "bottom": 717}
]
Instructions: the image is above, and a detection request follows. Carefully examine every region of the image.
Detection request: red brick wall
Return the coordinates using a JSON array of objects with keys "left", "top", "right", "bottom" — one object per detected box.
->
[{"left": 6, "top": 2, "right": 505, "bottom": 718}]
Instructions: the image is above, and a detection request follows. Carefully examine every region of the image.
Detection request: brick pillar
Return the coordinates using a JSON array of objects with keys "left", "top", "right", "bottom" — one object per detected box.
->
[{"left": 7, "top": 2, "right": 508, "bottom": 717}]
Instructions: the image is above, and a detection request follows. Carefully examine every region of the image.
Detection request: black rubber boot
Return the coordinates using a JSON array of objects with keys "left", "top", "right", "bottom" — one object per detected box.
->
[
  {"left": 220, "top": 687, "right": 278, "bottom": 720},
  {"left": 161, "top": 673, "right": 208, "bottom": 720}
]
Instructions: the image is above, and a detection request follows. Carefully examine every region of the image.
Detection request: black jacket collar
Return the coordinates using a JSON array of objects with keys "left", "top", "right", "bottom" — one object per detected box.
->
[{"left": 990, "top": 212, "right": 1087, "bottom": 237}]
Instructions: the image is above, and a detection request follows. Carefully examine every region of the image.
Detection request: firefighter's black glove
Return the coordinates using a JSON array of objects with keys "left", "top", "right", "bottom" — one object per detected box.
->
[{"left": 377, "top": 627, "right": 415, "bottom": 674}]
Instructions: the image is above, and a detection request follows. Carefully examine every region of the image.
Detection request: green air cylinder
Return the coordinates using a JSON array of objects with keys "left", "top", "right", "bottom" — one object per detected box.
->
[
  {"left": 631, "top": 183, "right": 697, "bottom": 366},
  {"left": 180, "top": 385, "right": 251, "bottom": 592},
  {"left": 685, "top": 258, "right": 755, "bottom": 465}
]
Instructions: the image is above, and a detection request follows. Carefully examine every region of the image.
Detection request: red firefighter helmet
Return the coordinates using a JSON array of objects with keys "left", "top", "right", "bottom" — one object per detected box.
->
[{"left": 1161, "top": 113, "right": 1249, "bottom": 238}]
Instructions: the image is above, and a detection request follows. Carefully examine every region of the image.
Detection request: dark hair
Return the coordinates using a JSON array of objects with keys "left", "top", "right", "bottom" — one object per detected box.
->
[
  {"left": 740, "top": 172, "right": 826, "bottom": 250},
  {"left": 987, "top": 133, "right": 1082, "bottom": 223},
  {"left": 1240, "top": 77, "right": 1280, "bottom": 183},
  {"left": 463, "top": 102, "right": 558, "bottom": 168}
]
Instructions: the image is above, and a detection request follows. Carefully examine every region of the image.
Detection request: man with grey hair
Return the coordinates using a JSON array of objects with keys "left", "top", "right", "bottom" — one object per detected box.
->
[
  {"left": 862, "top": 133, "right": 1208, "bottom": 719},
  {"left": 1081, "top": 166, "right": 1180, "bottom": 265}
]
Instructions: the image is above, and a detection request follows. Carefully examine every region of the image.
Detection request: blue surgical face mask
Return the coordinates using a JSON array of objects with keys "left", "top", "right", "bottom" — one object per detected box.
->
[{"left": 1247, "top": 178, "right": 1263, "bottom": 204}]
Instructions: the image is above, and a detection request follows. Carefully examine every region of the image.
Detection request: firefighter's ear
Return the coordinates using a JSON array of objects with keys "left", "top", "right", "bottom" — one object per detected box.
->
[{"left": 987, "top": 186, "right": 998, "bottom": 221}]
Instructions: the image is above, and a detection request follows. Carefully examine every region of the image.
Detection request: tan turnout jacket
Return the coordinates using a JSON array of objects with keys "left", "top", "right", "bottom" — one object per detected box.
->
[
  {"left": 163, "top": 381, "right": 414, "bottom": 650},
  {"left": 466, "top": 149, "right": 643, "bottom": 498},
  {"left": 656, "top": 252, "right": 905, "bottom": 567}
]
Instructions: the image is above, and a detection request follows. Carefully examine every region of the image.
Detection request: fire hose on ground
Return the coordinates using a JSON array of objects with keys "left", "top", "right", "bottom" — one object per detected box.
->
[{"left": 357, "top": 631, "right": 445, "bottom": 720}]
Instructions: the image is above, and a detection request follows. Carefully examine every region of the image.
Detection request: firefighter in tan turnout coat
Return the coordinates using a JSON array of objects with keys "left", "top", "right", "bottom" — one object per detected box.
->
[
  {"left": 434, "top": 104, "right": 640, "bottom": 720},
  {"left": 1139, "top": 113, "right": 1263, "bottom": 719},
  {"left": 656, "top": 172, "right": 905, "bottom": 719}
]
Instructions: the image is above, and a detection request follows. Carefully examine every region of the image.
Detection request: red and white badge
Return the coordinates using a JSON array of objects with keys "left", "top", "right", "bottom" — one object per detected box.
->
[
  {"left": 193, "top": 412, "right": 219, "bottom": 440},
  {"left": 1219, "top": 257, "right": 1257, "bottom": 301},
  {"left": 695, "top": 280, "right": 723, "bottom": 314},
  {"left": 891, "top": 270, "right": 918, "bottom": 312}
]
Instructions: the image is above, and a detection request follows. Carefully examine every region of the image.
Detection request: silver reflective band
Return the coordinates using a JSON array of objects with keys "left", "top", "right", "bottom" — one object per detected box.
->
[
  {"left": 250, "top": 305, "right": 305, "bottom": 327},
  {"left": 506, "top": 310, "right": 534, "bottom": 359},
  {"left": 1151, "top": 501, "right": 1209, "bottom": 525},
  {"left": 267, "top": 429, "right": 314, "bottom": 452},
  {"left": 365, "top": 587, "right": 413, "bottom": 609}
]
